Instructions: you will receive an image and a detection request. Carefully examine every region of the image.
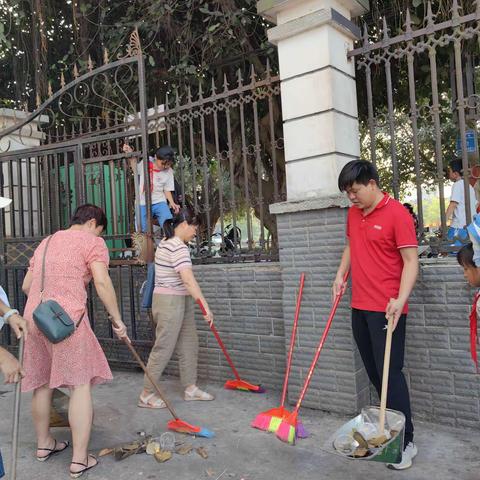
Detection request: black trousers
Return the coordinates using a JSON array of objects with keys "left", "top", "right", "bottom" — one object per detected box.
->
[{"left": 351, "top": 308, "right": 413, "bottom": 447}]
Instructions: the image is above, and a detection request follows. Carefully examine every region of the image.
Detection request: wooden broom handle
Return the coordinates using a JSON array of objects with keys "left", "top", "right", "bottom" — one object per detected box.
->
[
  {"left": 110, "top": 314, "right": 179, "bottom": 421},
  {"left": 378, "top": 313, "right": 394, "bottom": 435}
]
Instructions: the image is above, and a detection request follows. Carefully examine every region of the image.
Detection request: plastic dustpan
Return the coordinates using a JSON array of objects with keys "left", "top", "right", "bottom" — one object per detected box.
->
[{"left": 325, "top": 407, "right": 405, "bottom": 465}]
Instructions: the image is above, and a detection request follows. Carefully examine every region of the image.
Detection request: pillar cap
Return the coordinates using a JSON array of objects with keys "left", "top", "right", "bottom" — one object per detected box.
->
[
  {"left": 267, "top": 7, "right": 361, "bottom": 44},
  {"left": 270, "top": 195, "right": 350, "bottom": 214},
  {"left": 258, "top": 0, "right": 369, "bottom": 24}
]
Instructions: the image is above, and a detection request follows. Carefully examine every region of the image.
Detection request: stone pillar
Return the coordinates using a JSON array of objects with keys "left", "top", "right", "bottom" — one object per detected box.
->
[
  {"left": 0, "top": 108, "right": 48, "bottom": 236},
  {"left": 258, "top": 0, "right": 370, "bottom": 414}
]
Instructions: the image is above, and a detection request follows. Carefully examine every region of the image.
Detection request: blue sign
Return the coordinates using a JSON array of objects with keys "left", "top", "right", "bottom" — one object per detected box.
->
[{"left": 456, "top": 129, "right": 477, "bottom": 155}]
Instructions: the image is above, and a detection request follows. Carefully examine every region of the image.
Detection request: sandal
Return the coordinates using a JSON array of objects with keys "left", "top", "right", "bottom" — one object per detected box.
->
[
  {"left": 36, "top": 439, "right": 70, "bottom": 462},
  {"left": 184, "top": 386, "right": 214, "bottom": 402},
  {"left": 70, "top": 454, "right": 98, "bottom": 478},
  {"left": 137, "top": 392, "right": 166, "bottom": 409}
]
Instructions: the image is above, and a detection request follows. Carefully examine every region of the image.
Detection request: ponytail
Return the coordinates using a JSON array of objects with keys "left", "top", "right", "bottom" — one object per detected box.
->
[
  {"left": 163, "top": 218, "right": 175, "bottom": 239},
  {"left": 163, "top": 207, "right": 199, "bottom": 239}
]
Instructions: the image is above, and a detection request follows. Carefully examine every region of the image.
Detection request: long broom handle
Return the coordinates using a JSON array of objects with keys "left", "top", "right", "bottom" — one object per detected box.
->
[
  {"left": 378, "top": 313, "right": 394, "bottom": 435},
  {"left": 10, "top": 336, "right": 24, "bottom": 480},
  {"left": 119, "top": 333, "right": 179, "bottom": 421},
  {"left": 196, "top": 300, "right": 241, "bottom": 381},
  {"left": 280, "top": 273, "right": 305, "bottom": 408},
  {"left": 294, "top": 270, "right": 350, "bottom": 413}
]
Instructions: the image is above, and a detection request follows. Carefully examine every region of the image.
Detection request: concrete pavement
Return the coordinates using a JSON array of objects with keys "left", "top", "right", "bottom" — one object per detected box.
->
[{"left": 0, "top": 370, "right": 479, "bottom": 480}]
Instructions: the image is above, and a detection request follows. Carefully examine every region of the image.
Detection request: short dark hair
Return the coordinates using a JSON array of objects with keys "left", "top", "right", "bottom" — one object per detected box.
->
[
  {"left": 155, "top": 145, "right": 175, "bottom": 164},
  {"left": 457, "top": 242, "right": 475, "bottom": 268},
  {"left": 449, "top": 159, "right": 464, "bottom": 176},
  {"left": 163, "top": 207, "right": 199, "bottom": 239},
  {"left": 338, "top": 160, "right": 380, "bottom": 192},
  {"left": 70, "top": 204, "right": 108, "bottom": 230}
]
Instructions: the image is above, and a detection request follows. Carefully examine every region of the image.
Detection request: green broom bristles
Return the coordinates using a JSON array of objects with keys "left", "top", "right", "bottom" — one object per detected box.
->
[{"left": 267, "top": 416, "right": 282, "bottom": 433}]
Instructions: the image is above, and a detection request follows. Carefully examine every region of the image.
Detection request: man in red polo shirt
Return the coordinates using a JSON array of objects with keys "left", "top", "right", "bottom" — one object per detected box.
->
[{"left": 333, "top": 160, "right": 418, "bottom": 470}]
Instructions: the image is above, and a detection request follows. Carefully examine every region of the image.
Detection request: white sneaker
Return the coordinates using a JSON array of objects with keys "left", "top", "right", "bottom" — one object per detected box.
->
[{"left": 387, "top": 442, "right": 418, "bottom": 470}]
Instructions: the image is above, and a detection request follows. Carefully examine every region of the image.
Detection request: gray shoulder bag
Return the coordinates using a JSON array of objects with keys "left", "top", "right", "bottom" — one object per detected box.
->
[{"left": 32, "top": 235, "right": 85, "bottom": 343}]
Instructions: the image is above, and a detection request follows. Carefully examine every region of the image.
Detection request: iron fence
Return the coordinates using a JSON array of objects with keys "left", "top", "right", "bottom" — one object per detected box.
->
[
  {"left": 350, "top": 1, "right": 480, "bottom": 253},
  {"left": 146, "top": 62, "right": 285, "bottom": 262}
]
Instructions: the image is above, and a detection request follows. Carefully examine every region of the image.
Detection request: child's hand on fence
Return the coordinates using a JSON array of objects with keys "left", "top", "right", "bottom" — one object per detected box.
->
[{"left": 122, "top": 143, "right": 133, "bottom": 154}]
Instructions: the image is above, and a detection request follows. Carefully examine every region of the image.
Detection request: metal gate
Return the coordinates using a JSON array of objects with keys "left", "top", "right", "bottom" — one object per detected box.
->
[{"left": 0, "top": 30, "right": 155, "bottom": 357}]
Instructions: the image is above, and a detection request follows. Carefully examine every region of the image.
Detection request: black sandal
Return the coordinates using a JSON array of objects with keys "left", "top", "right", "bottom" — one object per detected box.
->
[
  {"left": 36, "top": 439, "right": 70, "bottom": 462},
  {"left": 70, "top": 455, "right": 98, "bottom": 478}
]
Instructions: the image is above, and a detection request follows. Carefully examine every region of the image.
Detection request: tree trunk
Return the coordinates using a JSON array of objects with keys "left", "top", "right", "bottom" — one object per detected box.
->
[
  {"left": 72, "top": 0, "right": 91, "bottom": 64},
  {"left": 30, "top": 0, "right": 48, "bottom": 102}
]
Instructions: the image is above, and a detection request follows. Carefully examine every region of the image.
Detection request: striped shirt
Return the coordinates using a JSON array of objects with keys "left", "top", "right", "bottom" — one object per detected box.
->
[{"left": 154, "top": 237, "right": 192, "bottom": 295}]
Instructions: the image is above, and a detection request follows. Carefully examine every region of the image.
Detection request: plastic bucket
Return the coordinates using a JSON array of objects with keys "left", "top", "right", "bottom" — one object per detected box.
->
[{"left": 325, "top": 407, "right": 405, "bottom": 464}]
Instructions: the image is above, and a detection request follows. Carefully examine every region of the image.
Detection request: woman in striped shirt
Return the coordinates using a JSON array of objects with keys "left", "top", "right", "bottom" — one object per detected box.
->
[{"left": 138, "top": 208, "right": 214, "bottom": 408}]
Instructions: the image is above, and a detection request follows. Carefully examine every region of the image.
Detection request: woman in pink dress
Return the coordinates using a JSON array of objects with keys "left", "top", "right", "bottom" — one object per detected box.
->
[{"left": 21, "top": 204, "right": 127, "bottom": 478}]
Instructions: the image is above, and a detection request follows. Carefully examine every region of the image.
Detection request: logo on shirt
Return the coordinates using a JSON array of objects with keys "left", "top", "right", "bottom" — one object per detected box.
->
[{"left": 373, "top": 225, "right": 382, "bottom": 230}]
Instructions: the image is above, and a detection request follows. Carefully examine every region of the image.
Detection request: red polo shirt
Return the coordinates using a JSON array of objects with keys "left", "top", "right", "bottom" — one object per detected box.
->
[{"left": 347, "top": 193, "right": 417, "bottom": 314}]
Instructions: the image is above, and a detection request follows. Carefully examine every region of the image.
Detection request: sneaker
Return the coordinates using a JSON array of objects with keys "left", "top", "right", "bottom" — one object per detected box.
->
[{"left": 387, "top": 442, "right": 418, "bottom": 470}]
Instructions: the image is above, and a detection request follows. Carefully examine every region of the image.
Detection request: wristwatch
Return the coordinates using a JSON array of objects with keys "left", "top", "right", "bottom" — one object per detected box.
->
[{"left": 3, "top": 309, "right": 19, "bottom": 324}]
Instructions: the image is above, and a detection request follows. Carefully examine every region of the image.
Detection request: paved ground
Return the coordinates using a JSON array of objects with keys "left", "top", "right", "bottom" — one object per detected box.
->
[{"left": 1, "top": 370, "right": 479, "bottom": 480}]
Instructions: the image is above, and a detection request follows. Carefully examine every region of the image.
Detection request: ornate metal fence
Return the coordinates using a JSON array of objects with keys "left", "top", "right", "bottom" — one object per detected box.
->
[
  {"left": 142, "top": 63, "right": 285, "bottom": 262},
  {"left": 350, "top": 1, "right": 480, "bottom": 253}
]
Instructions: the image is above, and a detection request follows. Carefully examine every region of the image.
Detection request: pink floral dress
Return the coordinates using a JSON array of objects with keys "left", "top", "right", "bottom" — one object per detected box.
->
[{"left": 22, "top": 230, "right": 113, "bottom": 392}]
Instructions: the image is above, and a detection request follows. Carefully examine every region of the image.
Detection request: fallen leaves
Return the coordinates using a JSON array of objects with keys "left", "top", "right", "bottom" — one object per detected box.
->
[
  {"left": 98, "top": 448, "right": 114, "bottom": 457},
  {"left": 195, "top": 446, "right": 208, "bottom": 459},
  {"left": 154, "top": 449, "right": 172, "bottom": 463},
  {"left": 175, "top": 444, "right": 193, "bottom": 455}
]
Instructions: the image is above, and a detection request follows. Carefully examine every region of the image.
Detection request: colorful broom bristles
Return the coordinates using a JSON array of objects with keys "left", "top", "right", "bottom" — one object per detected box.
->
[
  {"left": 167, "top": 419, "right": 215, "bottom": 438},
  {"left": 252, "top": 408, "right": 308, "bottom": 440},
  {"left": 275, "top": 412, "right": 298, "bottom": 445},
  {"left": 252, "top": 274, "right": 306, "bottom": 436},
  {"left": 225, "top": 379, "right": 265, "bottom": 393}
]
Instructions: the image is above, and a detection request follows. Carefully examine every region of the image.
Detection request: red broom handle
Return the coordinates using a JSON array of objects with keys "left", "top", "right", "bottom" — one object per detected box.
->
[
  {"left": 293, "top": 270, "right": 350, "bottom": 413},
  {"left": 280, "top": 273, "right": 305, "bottom": 408},
  {"left": 196, "top": 299, "right": 241, "bottom": 381}
]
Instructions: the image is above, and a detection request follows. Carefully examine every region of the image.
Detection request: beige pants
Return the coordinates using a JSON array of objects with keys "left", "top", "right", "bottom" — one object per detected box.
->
[{"left": 144, "top": 293, "right": 198, "bottom": 391}]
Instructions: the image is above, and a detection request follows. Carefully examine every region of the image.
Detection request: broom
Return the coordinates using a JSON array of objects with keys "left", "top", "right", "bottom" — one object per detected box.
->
[
  {"left": 196, "top": 299, "right": 265, "bottom": 393},
  {"left": 252, "top": 273, "right": 307, "bottom": 435},
  {"left": 115, "top": 326, "right": 214, "bottom": 438},
  {"left": 275, "top": 270, "right": 350, "bottom": 444}
]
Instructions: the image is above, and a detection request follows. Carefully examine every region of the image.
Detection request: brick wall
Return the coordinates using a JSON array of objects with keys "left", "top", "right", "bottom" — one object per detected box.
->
[
  {"left": 275, "top": 205, "right": 370, "bottom": 415},
  {"left": 407, "top": 261, "right": 480, "bottom": 429},
  {"left": 163, "top": 262, "right": 286, "bottom": 391}
]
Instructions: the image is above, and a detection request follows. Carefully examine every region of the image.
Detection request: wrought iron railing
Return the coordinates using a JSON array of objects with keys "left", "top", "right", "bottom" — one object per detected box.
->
[{"left": 350, "top": 1, "right": 480, "bottom": 254}]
